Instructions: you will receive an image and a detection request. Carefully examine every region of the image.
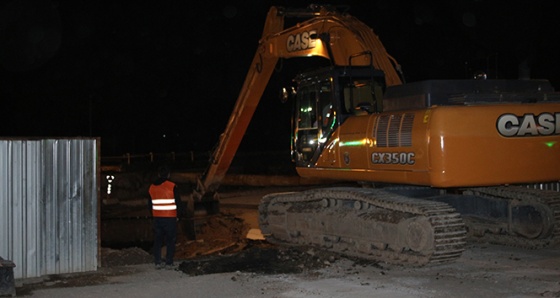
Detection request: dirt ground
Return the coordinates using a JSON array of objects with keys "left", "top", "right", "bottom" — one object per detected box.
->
[
  {"left": 14, "top": 187, "right": 560, "bottom": 297},
  {"left": 15, "top": 210, "right": 345, "bottom": 296}
]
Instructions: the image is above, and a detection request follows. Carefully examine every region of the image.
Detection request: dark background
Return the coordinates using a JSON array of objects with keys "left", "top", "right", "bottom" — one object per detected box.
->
[{"left": 1, "top": 0, "right": 558, "bottom": 156}]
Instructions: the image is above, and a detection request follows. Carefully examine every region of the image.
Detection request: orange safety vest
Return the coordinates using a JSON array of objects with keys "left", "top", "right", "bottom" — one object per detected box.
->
[{"left": 149, "top": 181, "right": 177, "bottom": 218}]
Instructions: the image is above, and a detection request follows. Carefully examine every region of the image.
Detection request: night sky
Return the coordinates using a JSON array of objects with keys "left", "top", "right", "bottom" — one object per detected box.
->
[{"left": 1, "top": 0, "right": 558, "bottom": 156}]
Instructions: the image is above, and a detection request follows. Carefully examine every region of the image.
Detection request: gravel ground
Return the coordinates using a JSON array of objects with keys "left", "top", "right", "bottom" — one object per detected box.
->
[
  {"left": 13, "top": 187, "right": 560, "bottom": 297},
  {"left": 16, "top": 241, "right": 560, "bottom": 297}
]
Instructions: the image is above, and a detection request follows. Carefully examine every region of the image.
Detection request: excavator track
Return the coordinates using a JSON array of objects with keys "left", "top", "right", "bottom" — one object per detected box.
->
[
  {"left": 462, "top": 186, "right": 560, "bottom": 249},
  {"left": 258, "top": 187, "right": 467, "bottom": 266}
]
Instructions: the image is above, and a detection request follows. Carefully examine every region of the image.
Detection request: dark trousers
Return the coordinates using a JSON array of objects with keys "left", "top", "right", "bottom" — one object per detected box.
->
[{"left": 153, "top": 217, "right": 177, "bottom": 265}]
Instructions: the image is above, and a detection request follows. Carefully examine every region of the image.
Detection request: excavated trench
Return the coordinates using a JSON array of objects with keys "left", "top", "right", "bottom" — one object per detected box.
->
[
  {"left": 99, "top": 165, "right": 328, "bottom": 253},
  {"left": 98, "top": 167, "right": 356, "bottom": 275},
  {"left": 99, "top": 201, "right": 356, "bottom": 276}
]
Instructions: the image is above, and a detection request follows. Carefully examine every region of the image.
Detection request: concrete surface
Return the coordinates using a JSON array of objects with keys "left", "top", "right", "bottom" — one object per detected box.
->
[{"left": 20, "top": 243, "right": 560, "bottom": 298}]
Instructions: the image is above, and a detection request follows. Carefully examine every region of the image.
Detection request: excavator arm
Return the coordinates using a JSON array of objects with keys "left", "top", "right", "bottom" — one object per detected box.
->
[{"left": 192, "top": 5, "right": 403, "bottom": 207}]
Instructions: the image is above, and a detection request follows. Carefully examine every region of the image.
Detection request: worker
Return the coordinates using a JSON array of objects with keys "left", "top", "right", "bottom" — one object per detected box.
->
[{"left": 148, "top": 165, "right": 184, "bottom": 270}]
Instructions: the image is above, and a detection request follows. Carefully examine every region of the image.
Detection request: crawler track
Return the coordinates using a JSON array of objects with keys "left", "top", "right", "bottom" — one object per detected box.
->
[
  {"left": 258, "top": 187, "right": 467, "bottom": 266},
  {"left": 464, "top": 186, "right": 560, "bottom": 249}
]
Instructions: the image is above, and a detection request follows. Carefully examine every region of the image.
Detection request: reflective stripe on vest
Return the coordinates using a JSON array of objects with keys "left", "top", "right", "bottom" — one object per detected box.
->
[{"left": 149, "top": 181, "right": 177, "bottom": 217}]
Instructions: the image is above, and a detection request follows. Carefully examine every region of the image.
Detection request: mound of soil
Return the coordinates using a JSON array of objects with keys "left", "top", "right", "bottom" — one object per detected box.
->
[
  {"left": 100, "top": 211, "right": 355, "bottom": 276},
  {"left": 174, "top": 212, "right": 251, "bottom": 259},
  {"left": 100, "top": 211, "right": 253, "bottom": 268},
  {"left": 101, "top": 247, "right": 153, "bottom": 267},
  {"left": 179, "top": 244, "right": 343, "bottom": 276}
]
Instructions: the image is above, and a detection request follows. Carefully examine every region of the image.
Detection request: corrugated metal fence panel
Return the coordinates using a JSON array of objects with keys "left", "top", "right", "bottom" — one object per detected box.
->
[{"left": 0, "top": 138, "right": 99, "bottom": 279}]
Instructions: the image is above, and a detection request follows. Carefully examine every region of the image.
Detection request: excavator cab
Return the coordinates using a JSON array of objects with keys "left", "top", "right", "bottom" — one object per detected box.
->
[{"left": 292, "top": 66, "right": 385, "bottom": 166}]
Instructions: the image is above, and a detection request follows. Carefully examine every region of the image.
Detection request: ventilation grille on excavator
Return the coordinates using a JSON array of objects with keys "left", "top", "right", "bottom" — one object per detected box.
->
[{"left": 375, "top": 113, "right": 414, "bottom": 147}]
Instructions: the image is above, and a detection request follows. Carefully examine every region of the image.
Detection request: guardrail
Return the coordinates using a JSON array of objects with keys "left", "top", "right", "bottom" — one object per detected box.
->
[
  {"left": 100, "top": 150, "right": 295, "bottom": 175},
  {"left": 102, "top": 151, "right": 209, "bottom": 166}
]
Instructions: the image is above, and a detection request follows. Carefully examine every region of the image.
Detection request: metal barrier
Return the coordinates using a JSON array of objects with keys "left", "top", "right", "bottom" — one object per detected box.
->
[
  {"left": 100, "top": 150, "right": 294, "bottom": 174},
  {"left": 523, "top": 182, "right": 560, "bottom": 192},
  {"left": 102, "top": 151, "right": 210, "bottom": 167}
]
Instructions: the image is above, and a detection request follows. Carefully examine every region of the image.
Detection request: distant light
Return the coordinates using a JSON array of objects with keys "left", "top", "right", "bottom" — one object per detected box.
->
[{"left": 106, "top": 175, "right": 115, "bottom": 196}]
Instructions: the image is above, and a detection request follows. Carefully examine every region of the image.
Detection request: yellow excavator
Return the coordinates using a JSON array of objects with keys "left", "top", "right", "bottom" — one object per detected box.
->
[{"left": 191, "top": 5, "right": 560, "bottom": 266}]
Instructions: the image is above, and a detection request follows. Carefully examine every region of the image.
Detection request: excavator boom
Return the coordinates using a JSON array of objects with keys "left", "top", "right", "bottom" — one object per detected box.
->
[{"left": 193, "top": 5, "right": 403, "bottom": 202}]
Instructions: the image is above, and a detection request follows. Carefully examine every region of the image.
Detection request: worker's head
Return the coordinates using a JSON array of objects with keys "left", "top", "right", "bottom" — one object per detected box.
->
[{"left": 157, "top": 165, "right": 171, "bottom": 179}]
